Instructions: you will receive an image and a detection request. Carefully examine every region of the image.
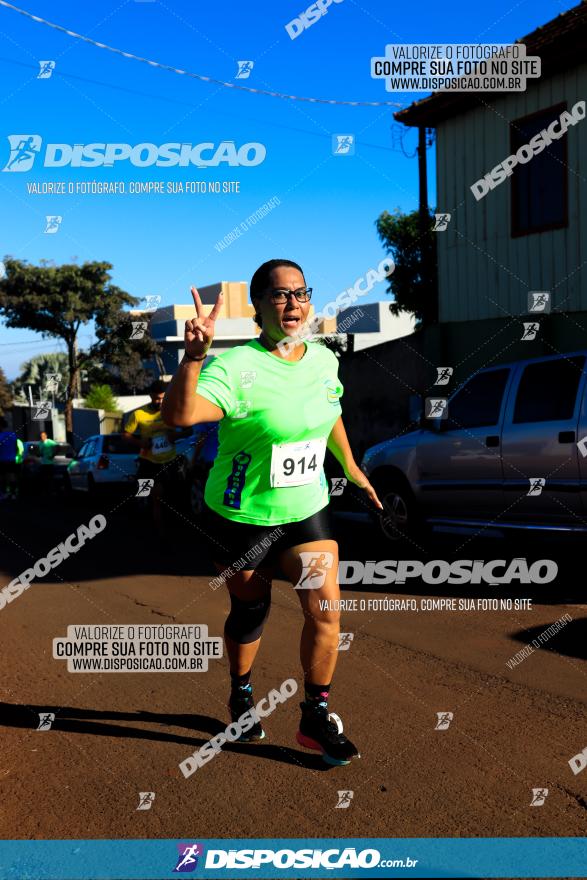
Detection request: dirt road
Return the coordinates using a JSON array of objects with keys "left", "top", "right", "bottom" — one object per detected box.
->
[{"left": 1, "top": 494, "right": 586, "bottom": 843}]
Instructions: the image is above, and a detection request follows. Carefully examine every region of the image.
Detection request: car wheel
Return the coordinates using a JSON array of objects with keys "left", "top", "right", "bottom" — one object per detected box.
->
[
  {"left": 370, "top": 474, "right": 422, "bottom": 544},
  {"left": 87, "top": 474, "right": 97, "bottom": 498}
]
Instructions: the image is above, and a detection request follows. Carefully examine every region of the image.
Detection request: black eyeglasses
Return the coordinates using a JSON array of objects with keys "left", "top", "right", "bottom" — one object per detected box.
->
[{"left": 265, "top": 287, "right": 313, "bottom": 304}]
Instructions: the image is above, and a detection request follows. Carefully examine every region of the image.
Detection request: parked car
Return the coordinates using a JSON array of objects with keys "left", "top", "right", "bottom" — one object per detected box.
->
[
  {"left": 361, "top": 350, "right": 587, "bottom": 540},
  {"left": 22, "top": 441, "right": 76, "bottom": 491},
  {"left": 67, "top": 433, "right": 138, "bottom": 495}
]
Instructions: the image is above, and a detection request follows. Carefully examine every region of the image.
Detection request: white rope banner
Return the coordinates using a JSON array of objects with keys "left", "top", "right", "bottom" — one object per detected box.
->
[{"left": 0, "top": 0, "right": 404, "bottom": 107}]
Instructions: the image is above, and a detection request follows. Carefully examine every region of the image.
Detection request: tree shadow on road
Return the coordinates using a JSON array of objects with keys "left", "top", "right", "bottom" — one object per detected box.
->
[
  {"left": 0, "top": 701, "right": 335, "bottom": 772},
  {"left": 508, "top": 617, "right": 587, "bottom": 662}
]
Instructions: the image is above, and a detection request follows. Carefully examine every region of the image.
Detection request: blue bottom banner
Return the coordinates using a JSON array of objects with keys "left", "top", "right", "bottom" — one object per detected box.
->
[{"left": 1, "top": 838, "right": 587, "bottom": 879}]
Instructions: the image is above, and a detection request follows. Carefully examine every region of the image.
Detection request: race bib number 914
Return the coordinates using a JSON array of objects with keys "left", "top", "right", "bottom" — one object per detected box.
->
[{"left": 270, "top": 438, "right": 326, "bottom": 488}]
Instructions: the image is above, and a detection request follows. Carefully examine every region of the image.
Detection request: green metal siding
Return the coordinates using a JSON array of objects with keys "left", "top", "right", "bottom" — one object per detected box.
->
[{"left": 436, "top": 63, "right": 587, "bottom": 323}]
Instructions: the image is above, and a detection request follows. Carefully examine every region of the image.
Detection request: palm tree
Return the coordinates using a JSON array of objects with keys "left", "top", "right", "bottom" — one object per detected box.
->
[{"left": 12, "top": 352, "right": 69, "bottom": 403}]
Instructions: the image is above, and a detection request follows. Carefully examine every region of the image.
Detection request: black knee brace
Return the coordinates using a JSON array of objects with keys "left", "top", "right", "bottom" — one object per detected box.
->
[{"left": 224, "top": 592, "right": 271, "bottom": 644}]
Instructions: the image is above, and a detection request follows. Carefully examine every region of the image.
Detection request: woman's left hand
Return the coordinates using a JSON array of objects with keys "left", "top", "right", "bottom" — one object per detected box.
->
[{"left": 344, "top": 464, "right": 384, "bottom": 511}]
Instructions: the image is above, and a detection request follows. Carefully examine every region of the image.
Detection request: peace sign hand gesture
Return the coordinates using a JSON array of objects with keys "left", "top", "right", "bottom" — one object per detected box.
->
[{"left": 184, "top": 286, "right": 224, "bottom": 360}]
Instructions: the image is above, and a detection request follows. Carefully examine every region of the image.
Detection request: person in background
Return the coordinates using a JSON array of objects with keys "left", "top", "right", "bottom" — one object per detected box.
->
[
  {"left": 14, "top": 436, "right": 24, "bottom": 499},
  {"left": 192, "top": 421, "right": 219, "bottom": 466},
  {"left": 0, "top": 417, "right": 18, "bottom": 501},
  {"left": 38, "top": 430, "right": 58, "bottom": 493},
  {"left": 39, "top": 431, "right": 58, "bottom": 464},
  {"left": 188, "top": 421, "right": 219, "bottom": 516},
  {"left": 123, "top": 380, "right": 190, "bottom": 535}
]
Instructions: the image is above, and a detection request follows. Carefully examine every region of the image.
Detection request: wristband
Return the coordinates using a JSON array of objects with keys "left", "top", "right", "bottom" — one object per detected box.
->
[{"left": 183, "top": 350, "right": 209, "bottom": 363}]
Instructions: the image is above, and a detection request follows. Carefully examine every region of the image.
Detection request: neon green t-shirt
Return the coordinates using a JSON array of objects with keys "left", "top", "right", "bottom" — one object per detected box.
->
[
  {"left": 196, "top": 339, "right": 343, "bottom": 525},
  {"left": 39, "top": 437, "right": 58, "bottom": 464}
]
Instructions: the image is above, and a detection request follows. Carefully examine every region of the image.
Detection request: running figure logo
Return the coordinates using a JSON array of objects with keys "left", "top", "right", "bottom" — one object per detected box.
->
[
  {"left": 143, "top": 295, "right": 161, "bottom": 311},
  {"left": 435, "top": 711, "right": 453, "bottom": 730},
  {"left": 530, "top": 788, "right": 549, "bottom": 806},
  {"left": 521, "top": 322, "right": 540, "bottom": 341},
  {"left": 136, "top": 479, "right": 154, "bottom": 497},
  {"left": 434, "top": 367, "right": 453, "bottom": 386},
  {"left": 37, "top": 60, "right": 56, "bottom": 79},
  {"left": 44, "top": 215, "right": 62, "bottom": 234},
  {"left": 174, "top": 843, "right": 204, "bottom": 872},
  {"left": 329, "top": 477, "right": 347, "bottom": 496},
  {"left": 130, "top": 321, "right": 148, "bottom": 340},
  {"left": 528, "top": 291, "right": 551, "bottom": 313},
  {"left": 32, "top": 401, "right": 51, "bottom": 420},
  {"left": 233, "top": 400, "right": 252, "bottom": 419},
  {"left": 239, "top": 371, "right": 257, "bottom": 389},
  {"left": 3, "top": 135, "right": 42, "bottom": 172},
  {"left": 236, "top": 61, "right": 254, "bottom": 79},
  {"left": 295, "top": 551, "right": 334, "bottom": 589},
  {"left": 527, "top": 478, "right": 546, "bottom": 497},
  {"left": 332, "top": 134, "right": 355, "bottom": 156},
  {"left": 337, "top": 632, "right": 354, "bottom": 651},
  {"left": 425, "top": 398, "right": 448, "bottom": 419},
  {"left": 37, "top": 712, "right": 55, "bottom": 730},
  {"left": 569, "top": 746, "right": 587, "bottom": 775},
  {"left": 136, "top": 791, "right": 155, "bottom": 811},
  {"left": 44, "top": 373, "right": 62, "bottom": 395},
  {"left": 335, "top": 790, "right": 354, "bottom": 808},
  {"left": 432, "top": 213, "right": 451, "bottom": 231}
]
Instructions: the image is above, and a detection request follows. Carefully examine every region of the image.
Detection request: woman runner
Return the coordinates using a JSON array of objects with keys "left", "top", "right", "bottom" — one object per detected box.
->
[{"left": 162, "top": 259, "right": 382, "bottom": 765}]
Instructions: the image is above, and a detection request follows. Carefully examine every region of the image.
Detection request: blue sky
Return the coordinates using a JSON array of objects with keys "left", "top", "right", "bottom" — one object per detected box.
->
[{"left": 0, "top": 0, "right": 577, "bottom": 378}]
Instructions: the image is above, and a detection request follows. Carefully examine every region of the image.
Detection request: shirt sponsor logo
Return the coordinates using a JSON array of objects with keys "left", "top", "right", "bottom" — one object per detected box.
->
[
  {"left": 223, "top": 451, "right": 252, "bottom": 509},
  {"left": 324, "top": 378, "right": 343, "bottom": 405}
]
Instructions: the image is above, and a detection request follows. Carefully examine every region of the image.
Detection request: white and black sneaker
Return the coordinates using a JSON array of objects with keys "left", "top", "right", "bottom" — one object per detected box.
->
[
  {"left": 228, "top": 684, "right": 265, "bottom": 742},
  {"left": 296, "top": 701, "right": 360, "bottom": 765}
]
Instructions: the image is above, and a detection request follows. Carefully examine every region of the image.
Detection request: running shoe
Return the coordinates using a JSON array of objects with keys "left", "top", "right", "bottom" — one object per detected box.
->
[
  {"left": 228, "top": 684, "right": 265, "bottom": 742},
  {"left": 296, "top": 702, "right": 360, "bottom": 765}
]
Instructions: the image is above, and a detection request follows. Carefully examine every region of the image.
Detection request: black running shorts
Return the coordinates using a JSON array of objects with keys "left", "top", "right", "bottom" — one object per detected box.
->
[{"left": 202, "top": 502, "right": 335, "bottom": 570}]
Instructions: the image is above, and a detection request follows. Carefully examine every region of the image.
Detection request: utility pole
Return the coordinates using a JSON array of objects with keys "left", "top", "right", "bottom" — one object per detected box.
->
[
  {"left": 72, "top": 336, "right": 80, "bottom": 398},
  {"left": 417, "top": 125, "right": 438, "bottom": 324},
  {"left": 417, "top": 125, "right": 429, "bottom": 236}
]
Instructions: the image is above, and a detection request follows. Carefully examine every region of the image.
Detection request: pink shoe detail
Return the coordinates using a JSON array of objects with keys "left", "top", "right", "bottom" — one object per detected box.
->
[{"left": 296, "top": 730, "right": 323, "bottom": 752}]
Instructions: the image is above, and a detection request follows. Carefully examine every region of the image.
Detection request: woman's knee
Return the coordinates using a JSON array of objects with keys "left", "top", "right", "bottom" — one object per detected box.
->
[
  {"left": 303, "top": 606, "right": 340, "bottom": 632},
  {"left": 214, "top": 564, "right": 274, "bottom": 600},
  {"left": 222, "top": 567, "right": 274, "bottom": 644},
  {"left": 225, "top": 591, "right": 272, "bottom": 644}
]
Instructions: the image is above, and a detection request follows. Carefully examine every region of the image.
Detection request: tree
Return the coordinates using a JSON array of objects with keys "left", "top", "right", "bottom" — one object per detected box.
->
[
  {"left": 0, "top": 366, "right": 12, "bottom": 415},
  {"left": 316, "top": 335, "right": 347, "bottom": 357},
  {"left": 375, "top": 208, "right": 438, "bottom": 327},
  {"left": 0, "top": 259, "right": 162, "bottom": 443},
  {"left": 12, "top": 352, "right": 69, "bottom": 402},
  {"left": 83, "top": 384, "right": 119, "bottom": 412}
]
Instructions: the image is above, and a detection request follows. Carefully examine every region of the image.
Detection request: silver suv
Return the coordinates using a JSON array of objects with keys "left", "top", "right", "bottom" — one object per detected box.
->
[{"left": 360, "top": 350, "right": 587, "bottom": 539}]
